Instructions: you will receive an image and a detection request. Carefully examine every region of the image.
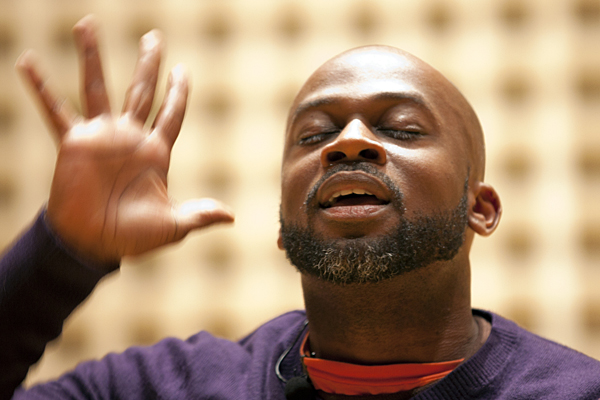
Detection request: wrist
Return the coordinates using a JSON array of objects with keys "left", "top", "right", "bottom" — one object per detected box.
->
[{"left": 42, "top": 207, "right": 120, "bottom": 272}]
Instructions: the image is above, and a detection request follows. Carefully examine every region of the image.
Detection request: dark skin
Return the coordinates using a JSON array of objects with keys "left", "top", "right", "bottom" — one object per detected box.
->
[
  {"left": 18, "top": 15, "right": 501, "bottom": 399},
  {"left": 278, "top": 47, "right": 501, "bottom": 398}
]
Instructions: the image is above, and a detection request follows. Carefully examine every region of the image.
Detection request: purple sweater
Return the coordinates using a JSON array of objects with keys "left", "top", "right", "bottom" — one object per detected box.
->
[{"left": 1, "top": 214, "right": 600, "bottom": 399}]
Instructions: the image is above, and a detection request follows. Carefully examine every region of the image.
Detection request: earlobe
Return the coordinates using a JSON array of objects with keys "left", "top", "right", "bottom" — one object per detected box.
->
[{"left": 468, "top": 182, "right": 502, "bottom": 237}]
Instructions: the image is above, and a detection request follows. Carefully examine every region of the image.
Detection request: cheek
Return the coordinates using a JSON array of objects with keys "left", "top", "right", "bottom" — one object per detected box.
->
[
  {"left": 384, "top": 145, "right": 465, "bottom": 213},
  {"left": 280, "top": 152, "right": 322, "bottom": 222}
]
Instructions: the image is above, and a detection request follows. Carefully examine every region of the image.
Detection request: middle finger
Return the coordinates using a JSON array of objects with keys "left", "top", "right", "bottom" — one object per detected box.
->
[{"left": 73, "top": 15, "right": 111, "bottom": 119}]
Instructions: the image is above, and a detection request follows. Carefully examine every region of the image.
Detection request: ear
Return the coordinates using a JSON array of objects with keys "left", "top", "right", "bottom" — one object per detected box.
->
[
  {"left": 277, "top": 228, "right": 284, "bottom": 250},
  {"left": 468, "top": 182, "right": 502, "bottom": 237}
]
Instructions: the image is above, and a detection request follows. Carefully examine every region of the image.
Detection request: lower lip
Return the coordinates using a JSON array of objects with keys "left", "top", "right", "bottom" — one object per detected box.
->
[{"left": 320, "top": 204, "right": 389, "bottom": 220}]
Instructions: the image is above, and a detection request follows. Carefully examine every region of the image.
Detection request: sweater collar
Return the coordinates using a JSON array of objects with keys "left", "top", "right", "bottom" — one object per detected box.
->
[{"left": 279, "top": 310, "right": 519, "bottom": 398}]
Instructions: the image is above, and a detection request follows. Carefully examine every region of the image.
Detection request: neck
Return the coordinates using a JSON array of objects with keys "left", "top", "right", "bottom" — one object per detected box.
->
[{"left": 301, "top": 253, "right": 488, "bottom": 365}]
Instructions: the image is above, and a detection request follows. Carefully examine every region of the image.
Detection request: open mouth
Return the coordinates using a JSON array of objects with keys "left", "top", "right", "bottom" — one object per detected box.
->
[
  {"left": 314, "top": 170, "right": 394, "bottom": 214},
  {"left": 321, "top": 189, "right": 389, "bottom": 208}
]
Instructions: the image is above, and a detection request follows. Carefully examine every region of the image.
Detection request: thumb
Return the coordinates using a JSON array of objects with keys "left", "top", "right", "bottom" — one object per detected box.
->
[{"left": 174, "top": 198, "right": 234, "bottom": 236}]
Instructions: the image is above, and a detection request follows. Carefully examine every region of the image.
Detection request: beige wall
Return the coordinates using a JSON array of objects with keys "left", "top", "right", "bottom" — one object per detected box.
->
[{"left": 1, "top": 0, "right": 599, "bottom": 385}]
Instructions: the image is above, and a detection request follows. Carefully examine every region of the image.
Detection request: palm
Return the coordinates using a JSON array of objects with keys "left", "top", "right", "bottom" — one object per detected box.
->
[
  {"left": 51, "top": 116, "right": 174, "bottom": 259},
  {"left": 18, "top": 16, "right": 233, "bottom": 266}
]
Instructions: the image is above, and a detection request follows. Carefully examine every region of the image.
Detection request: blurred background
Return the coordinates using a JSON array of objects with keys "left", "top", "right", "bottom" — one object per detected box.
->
[{"left": 1, "top": 0, "right": 600, "bottom": 386}]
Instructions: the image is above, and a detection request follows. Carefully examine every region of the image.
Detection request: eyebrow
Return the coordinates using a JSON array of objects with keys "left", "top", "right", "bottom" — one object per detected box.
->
[{"left": 289, "top": 91, "right": 432, "bottom": 127}]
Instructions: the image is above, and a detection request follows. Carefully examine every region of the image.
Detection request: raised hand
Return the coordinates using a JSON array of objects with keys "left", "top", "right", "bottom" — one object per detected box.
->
[{"left": 16, "top": 15, "right": 234, "bottom": 267}]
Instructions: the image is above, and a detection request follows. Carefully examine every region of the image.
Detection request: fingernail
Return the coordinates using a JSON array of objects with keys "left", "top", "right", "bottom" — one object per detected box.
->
[
  {"left": 141, "top": 30, "right": 162, "bottom": 51},
  {"left": 171, "top": 64, "right": 188, "bottom": 80},
  {"left": 15, "top": 50, "right": 33, "bottom": 70}
]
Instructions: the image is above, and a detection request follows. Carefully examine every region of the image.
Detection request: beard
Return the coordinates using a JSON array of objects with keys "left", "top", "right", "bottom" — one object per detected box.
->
[{"left": 279, "top": 163, "right": 469, "bottom": 285}]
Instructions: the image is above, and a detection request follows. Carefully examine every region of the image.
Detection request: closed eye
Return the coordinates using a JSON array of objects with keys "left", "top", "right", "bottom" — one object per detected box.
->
[
  {"left": 377, "top": 129, "right": 423, "bottom": 140},
  {"left": 298, "top": 131, "right": 338, "bottom": 145}
]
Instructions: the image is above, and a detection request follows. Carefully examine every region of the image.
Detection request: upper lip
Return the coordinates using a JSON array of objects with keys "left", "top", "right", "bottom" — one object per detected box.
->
[{"left": 316, "top": 171, "right": 392, "bottom": 208}]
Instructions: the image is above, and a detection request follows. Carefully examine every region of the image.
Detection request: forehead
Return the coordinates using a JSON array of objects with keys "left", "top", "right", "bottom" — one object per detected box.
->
[{"left": 288, "top": 49, "right": 451, "bottom": 129}]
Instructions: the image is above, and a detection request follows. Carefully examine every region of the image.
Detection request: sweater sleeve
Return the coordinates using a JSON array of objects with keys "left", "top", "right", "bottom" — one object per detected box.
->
[{"left": 0, "top": 212, "right": 113, "bottom": 400}]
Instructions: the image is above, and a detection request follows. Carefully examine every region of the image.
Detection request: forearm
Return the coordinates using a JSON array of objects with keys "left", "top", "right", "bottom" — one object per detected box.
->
[{"left": 0, "top": 211, "right": 113, "bottom": 399}]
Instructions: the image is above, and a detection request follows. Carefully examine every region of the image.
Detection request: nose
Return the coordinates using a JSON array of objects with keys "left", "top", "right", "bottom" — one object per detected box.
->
[{"left": 320, "top": 119, "right": 387, "bottom": 167}]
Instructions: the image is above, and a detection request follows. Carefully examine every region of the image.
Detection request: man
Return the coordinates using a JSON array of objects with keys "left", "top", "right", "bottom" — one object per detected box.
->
[{"left": 1, "top": 15, "right": 599, "bottom": 400}]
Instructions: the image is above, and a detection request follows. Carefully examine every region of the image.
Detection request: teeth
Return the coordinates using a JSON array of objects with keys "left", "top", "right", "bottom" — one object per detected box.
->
[{"left": 326, "top": 188, "right": 374, "bottom": 205}]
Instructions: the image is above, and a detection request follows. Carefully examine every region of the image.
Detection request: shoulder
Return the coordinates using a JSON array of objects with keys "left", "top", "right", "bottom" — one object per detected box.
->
[
  {"left": 487, "top": 311, "right": 600, "bottom": 371},
  {"left": 477, "top": 310, "right": 600, "bottom": 398},
  {"left": 98, "top": 310, "right": 307, "bottom": 379},
  {"left": 19, "top": 310, "right": 308, "bottom": 399},
  {"left": 430, "top": 310, "right": 600, "bottom": 399}
]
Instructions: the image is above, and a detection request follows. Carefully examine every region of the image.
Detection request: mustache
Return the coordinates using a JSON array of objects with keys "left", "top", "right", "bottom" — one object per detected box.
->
[{"left": 304, "top": 162, "right": 405, "bottom": 210}]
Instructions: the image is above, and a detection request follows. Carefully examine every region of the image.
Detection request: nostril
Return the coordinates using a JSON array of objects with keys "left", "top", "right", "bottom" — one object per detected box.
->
[
  {"left": 359, "top": 149, "right": 379, "bottom": 160},
  {"left": 327, "top": 151, "right": 346, "bottom": 163}
]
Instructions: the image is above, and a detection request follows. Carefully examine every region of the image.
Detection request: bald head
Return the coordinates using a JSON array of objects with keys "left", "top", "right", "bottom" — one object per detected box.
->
[
  {"left": 287, "top": 45, "right": 486, "bottom": 181},
  {"left": 279, "top": 45, "right": 502, "bottom": 285}
]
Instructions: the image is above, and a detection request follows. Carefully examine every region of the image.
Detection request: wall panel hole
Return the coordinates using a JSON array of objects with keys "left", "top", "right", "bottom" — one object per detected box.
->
[
  {"left": 205, "top": 166, "right": 235, "bottom": 198},
  {"left": 505, "top": 303, "right": 536, "bottom": 331},
  {"left": 0, "top": 177, "right": 16, "bottom": 208},
  {"left": 0, "top": 25, "right": 15, "bottom": 57},
  {"left": 504, "top": 228, "right": 534, "bottom": 259},
  {"left": 577, "top": 147, "right": 600, "bottom": 178},
  {"left": 352, "top": 4, "right": 378, "bottom": 38},
  {"left": 502, "top": 151, "right": 533, "bottom": 180},
  {"left": 129, "top": 317, "right": 160, "bottom": 345},
  {"left": 499, "top": 0, "right": 530, "bottom": 30},
  {"left": 574, "top": 0, "right": 600, "bottom": 26},
  {"left": 53, "top": 22, "right": 76, "bottom": 53},
  {"left": 0, "top": 102, "right": 16, "bottom": 133},
  {"left": 203, "top": 90, "right": 233, "bottom": 123},
  {"left": 500, "top": 73, "right": 531, "bottom": 104},
  {"left": 579, "top": 225, "right": 600, "bottom": 257},
  {"left": 205, "top": 243, "right": 233, "bottom": 274},
  {"left": 582, "top": 301, "right": 600, "bottom": 334},
  {"left": 276, "top": 6, "right": 305, "bottom": 42},
  {"left": 575, "top": 69, "right": 600, "bottom": 102},
  {"left": 425, "top": 2, "right": 453, "bottom": 33},
  {"left": 206, "top": 313, "right": 234, "bottom": 339},
  {"left": 201, "top": 11, "right": 232, "bottom": 46}
]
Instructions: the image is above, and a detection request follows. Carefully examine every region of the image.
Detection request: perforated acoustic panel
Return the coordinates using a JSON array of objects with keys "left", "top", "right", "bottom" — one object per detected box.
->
[{"left": 0, "top": 0, "right": 599, "bottom": 386}]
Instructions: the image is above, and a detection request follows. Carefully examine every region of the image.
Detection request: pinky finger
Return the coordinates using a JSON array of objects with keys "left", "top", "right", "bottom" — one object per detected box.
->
[
  {"left": 16, "top": 50, "right": 77, "bottom": 140},
  {"left": 152, "top": 64, "right": 189, "bottom": 148}
]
